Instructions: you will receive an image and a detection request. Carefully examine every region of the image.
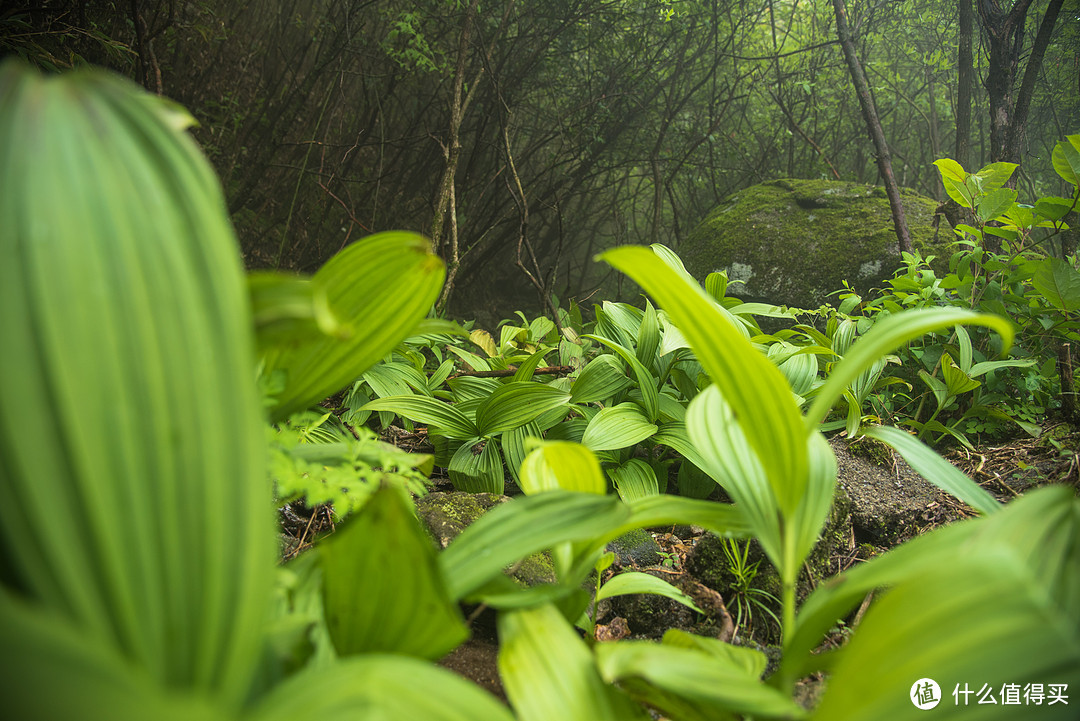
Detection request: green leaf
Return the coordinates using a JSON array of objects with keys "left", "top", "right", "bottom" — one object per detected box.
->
[
  {"left": 862, "top": 426, "right": 1000, "bottom": 515},
  {"left": 1051, "top": 134, "right": 1080, "bottom": 187},
  {"left": 570, "top": 354, "right": 633, "bottom": 404},
  {"left": 940, "top": 353, "right": 980, "bottom": 396},
  {"left": 0, "top": 64, "right": 272, "bottom": 704},
  {"left": 362, "top": 395, "right": 477, "bottom": 439},
  {"left": 498, "top": 604, "right": 649, "bottom": 721},
  {"left": 440, "top": 492, "right": 630, "bottom": 600},
  {"left": 1032, "top": 257, "right": 1080, "bottom": 313},
  {"left": 933, "top": 157, "right": 967, "bottom": 183},
  {"left": 1034, "top": 196, "right": 1075, "bottom": 222},
  {"left": 581, "top": 403, "right": 659, "bottom": 452},
  {"left": 676, "top": 459, "right": 716, "bottom": 500},
  {"left": 608, "top": 459, "right": 660, "bottom": 502},
  {"left": 596, "top": 572, "right": 703, "bottom": 613},
  {"left": 812, "top": 553, "right": 1079, "bottom": 720},
  {"left": 973, "top": 161, "right": 1019, "bottom": 192},
  {"left": 636, "top": 300, "right": 661, "bottom": 369},
  {"left": 262, "top": 231, "right": 445, "bottom": 420},
  {"left": 474, "top": 381, "right": 570, "bottom": 435},
  {"left": 251, "top": 654, "right": 516, "bottom": 721},
  {"left": 320, "top": 485, "right": 468, "bottom": 659},
  {"left": 595, "top": 640, "right": 806, "bottom": 719},
  {"left": 447, "top": 437, "right": 505, "bottom": 493},
  {"left": 976, "top": 187, "right": 1017, "bottom": 222},
  {"left": 518, "top": 441, "right": 608, "bottom": 495},
  {"left": 806, "top": 308, "right": 1014, "bottom": 429},
  {"left": 586, "top": 334, "right": 661, "bottom": 422},
  {"left": 0, "top": 590, "right": 228, "bottom": 721},
  {"left": 623, "top": 495, "right": 751, "bottom": 539},
  {"left": 601, "top": 245, "right": 809, "bottom": 519},
  {"left": 784, "top": 486, "right": 1079, "bottom": 692},
  {"left": 502, "top": 421, "right": 541, "bottom": 484},
  {"left": 248, "top": 272, "right": 345, "bottom": 351},
  {"left": 934, "top": 159, "right": 973, "bottom": 208}
]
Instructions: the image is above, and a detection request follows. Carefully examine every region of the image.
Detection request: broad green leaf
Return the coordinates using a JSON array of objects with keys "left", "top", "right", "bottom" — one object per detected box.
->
[
  {"left": 662, "top": 629, "right": 767, "bottom": 677},
  {"left": 608, "top": 459, "right": 660, "bottom": 502},
  {"left": 806, "top": 309, "right": 1013, "bottom": 429},
  {"left": 602, "top": 245, "right": 808, "bottom": 519},
  {"left": 0, "top": 590, "right": 228, "bottom": 721},
  {"left": 863, "top": 426, "right": 1000, "bottom": 515},
  {"left": 918, "top": 369, "right": 950, "bottom": 410},
  {"left": 940, "top": 353, "right": 980, "bottom": 396},
  {"left": 812, "top": 554, "right": 1079, "bottom": 720},
  {"left": 581, "top": 403, "right": 659, "bottom": 451},
  {"left": 636, "top": 300, "right": 661, "bottom": 369},
  {"left": 441, "top": 492, "right": 630, "bottom": 600},
  {"left": 1032, "top": 257, "right": 1080, "bottom": 313},
  {"left": 596, "top": 572, "right": 702, "bottom": 613},
  {"left": 704, "top": 271, "right": 728, "bottom": 299},
  {"left": 447, "top": 344, "right": 491, "bottom": 371},
  {"left": 320, "top": 486, "right": 468, "bottom": 659},
  {"left": 518, "top": 441, "right": 607, "bottom": 495},
  {"left": 499, "top": 604, "right": 649, "bottom": 721},
  {"left": 474, "top": 381, "right": 570, "bottom": 436},
  {"left": 1035, "top": 196, "right": 1075, "bottom": 222},
  {"left": 502, "top": 421, "right": 541, "bottom": 484},
  {"left": 513, "top": 348, "right": 552, "bottom": 382},
  {"left": 251, "top": 654, "right": 516, "bottom": 721},
  {"left": 262, "top": 231, "right": 445, "bottom": 420},
  {"left": 976, "top": 187, "right": 1017, "bottom": 222},
  {"left": 955, "top": 324, "right": 973, "bottom": 372},
  {"left": 570, "top": 354, "right": 633, "bottom": 404},
  {"left": 447, "top": 437, "right": 505, "bottom": 493},
  {"left": 361, "top": 395, "right": 477, "bottom": 439},
  {"left": 470, "top": 329, "right": 498, "bottom": 357},
  {"left": 586, "top": 334, "right": 661, "bottom": 422},
  {"left": 623, "top": 495, "right": 751, "bottom": 539},
  {"left": 248, "top": 272, "right": 345, "bottom": 351},
  {"left": 933, "top": 157, "right": 967, "bottom": 182},
  {"left": 595, "top": 641, "right": 806, "bottom": 719},
  {"left": 676, "top": 459, "right": 716, "bottom": 499},
  {"left": 783, "top": 486, "right": 1079, "bottom": 689},
  {"left": 0, "top": 64, "right": 272, "bottom": 704},
  {"left": 1051, "top": 134, "right": 1080, "bottom": 187},
  {"left": 973, "top": 161, "right": 1019, "bottom": 192}
]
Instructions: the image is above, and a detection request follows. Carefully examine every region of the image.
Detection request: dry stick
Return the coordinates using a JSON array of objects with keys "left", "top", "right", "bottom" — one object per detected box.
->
[{"left": 445, "top": 365, "right": 574, "bottom": 382}]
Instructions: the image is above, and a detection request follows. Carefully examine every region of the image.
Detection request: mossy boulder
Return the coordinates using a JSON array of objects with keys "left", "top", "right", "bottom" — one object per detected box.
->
[{"left": 682, "top": 178, "right": 949, "bottom": 308}]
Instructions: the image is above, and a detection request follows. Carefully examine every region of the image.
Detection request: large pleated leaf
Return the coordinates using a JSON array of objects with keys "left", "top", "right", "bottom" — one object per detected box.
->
[
  {"left": 0, "top": 63, "right": 271, "bottom": 705},
  {"left": 498, "top": 603, "right": 649, "bottom": 721},
  {"left": 585, "top": 335, "right": 661, "bottom": 422},
  {"left": 474, "top": 381, "right": 571, "bottom": 435},
  {"left": 447, "top": 437, "right": 506, "bottom": 493},
  {"left": 250, "top": 654, "right": 516, "bottom": 721},
  {"left": 502, "top": 421, "right": 542, "bottom": 484},
  {"left": 581, "top": 403, "right": 659, "bottom": 452},
  {"left": 0, "top": 590, "right": 228, "bottom": 721},
  {"left": 782, "top": 486, "right": 1080, "bottom": 693},
  {"left": 362, "top": 395, "right": 477, "bottom": 439},
  {"left": 595, "top": 641, "right": 806, "bottom": 719},
  {"left": 320, "top": 485, "right": 468, "bottom": 660},
  {"left": 608, "top": 459, "right": 660, "bottom": 502},
  {"left": 263, "top": 231, "right": 445, "bottom": 420},
  {"left": 570, "top": 354, "right": 633, "bottom": 404},
  {"left": 518, "top": 441, "right": 608, "bottom": 495},
  {"left": 601, "top": 245, "right": 808, "bottom": 519}
]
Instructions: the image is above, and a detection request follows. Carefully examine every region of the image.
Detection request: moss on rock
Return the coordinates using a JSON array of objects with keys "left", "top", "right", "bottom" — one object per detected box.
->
[{"left": 681, "top": 178, "right": 949, "bottom": 308}]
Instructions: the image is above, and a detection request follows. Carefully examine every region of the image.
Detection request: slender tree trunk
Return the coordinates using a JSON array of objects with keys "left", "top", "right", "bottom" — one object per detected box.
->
[
  {"left": 955, "top": 0, "right": 974, "bottom": 168},
  {"left": 832, "top": 0, "right": 912, "bottom": 253}
]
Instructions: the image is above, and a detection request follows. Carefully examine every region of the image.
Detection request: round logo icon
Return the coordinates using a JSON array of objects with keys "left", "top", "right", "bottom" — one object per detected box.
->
[{"left": 911, "top": 678, "right": 941, "bottom": 710}]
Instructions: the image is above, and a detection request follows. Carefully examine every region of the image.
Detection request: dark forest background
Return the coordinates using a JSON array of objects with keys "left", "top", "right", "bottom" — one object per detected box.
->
[{"left": 3, "top": 0, "right": 1078, "bottom": 318}]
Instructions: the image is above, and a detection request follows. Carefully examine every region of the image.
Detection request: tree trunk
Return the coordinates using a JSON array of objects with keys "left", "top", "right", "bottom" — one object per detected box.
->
[
  {"left": 832, "top": 0, "right": 913, "bottom": 254},
  {"left": 976, "top": 0, "right": 1063, "bottom": 164},
  {"left": 955, "top": 0, "right": 974, "bottom": 168}
]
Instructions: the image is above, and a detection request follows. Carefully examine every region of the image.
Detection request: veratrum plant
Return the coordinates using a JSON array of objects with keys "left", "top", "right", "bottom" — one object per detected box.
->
[{"left": 0, "top": 62, "right": 506, "bottom": 721}]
